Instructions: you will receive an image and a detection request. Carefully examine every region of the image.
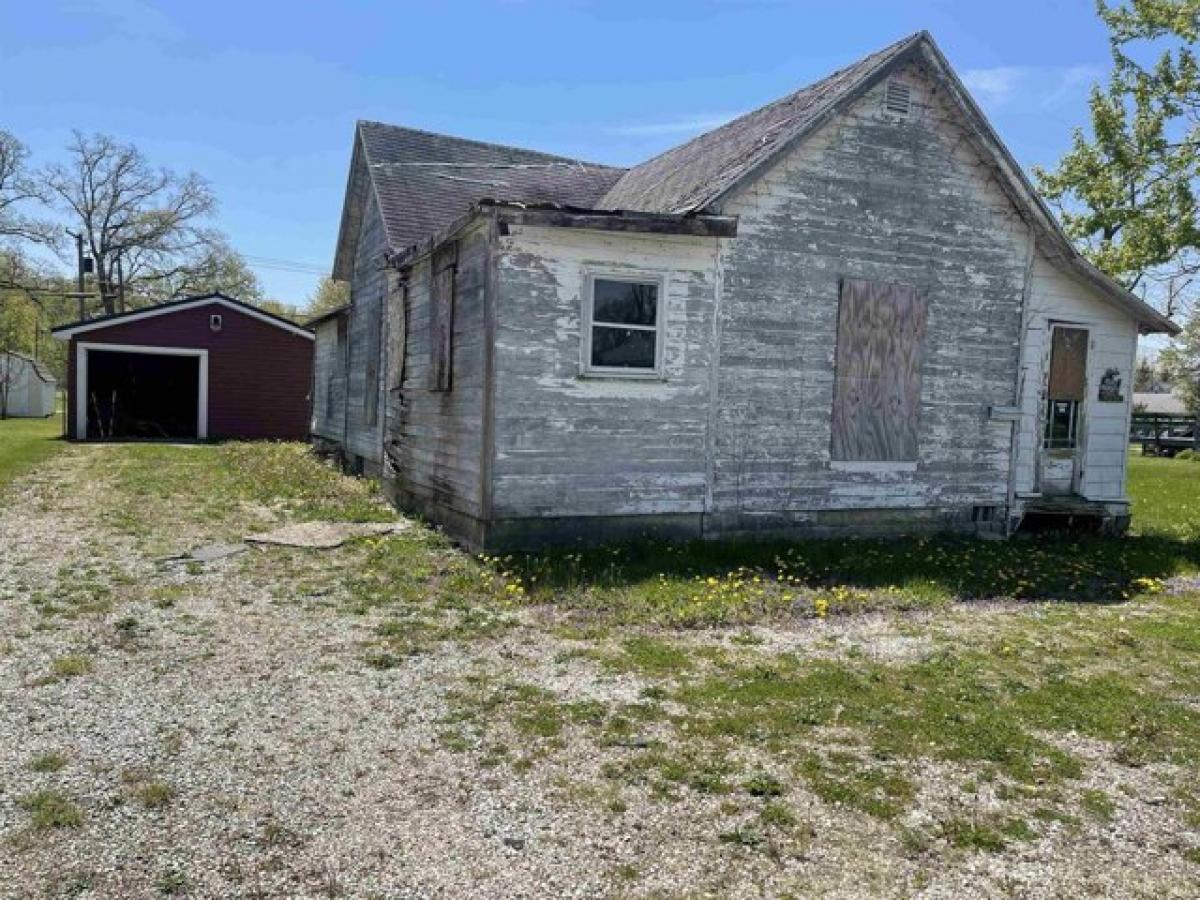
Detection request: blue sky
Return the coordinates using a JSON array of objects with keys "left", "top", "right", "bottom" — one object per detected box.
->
[{"left": 0, "top": 0, "right": 1115, "bottom": 305}]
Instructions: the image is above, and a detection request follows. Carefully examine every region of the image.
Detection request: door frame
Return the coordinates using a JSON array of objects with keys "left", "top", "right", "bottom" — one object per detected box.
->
[
  {"left": 1038, "top": 323, "right": 1090, "bottom": 495},
  {"left": 76, "top": 341, "right": 209, "bottom": 440}
]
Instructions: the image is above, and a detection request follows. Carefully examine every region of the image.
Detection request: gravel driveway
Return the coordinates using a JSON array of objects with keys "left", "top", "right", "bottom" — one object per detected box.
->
[{"left": 1, "top": 444, "right": 1198, "bottom": 899}]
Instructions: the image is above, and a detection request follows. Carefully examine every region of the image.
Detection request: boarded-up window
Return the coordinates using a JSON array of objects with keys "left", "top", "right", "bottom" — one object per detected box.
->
[
  {"left": 831, "top": 279, "right": 927, "bottom": 462},
  {"left": 1047, "top": 327, "right": 1087, "bottom": 401},
  {"left": 429, "top": 243, "right": 457, "bottom": 392}
]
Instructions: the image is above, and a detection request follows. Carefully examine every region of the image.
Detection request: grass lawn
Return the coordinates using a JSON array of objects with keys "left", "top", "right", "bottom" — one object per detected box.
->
[
  {"left": 2, "top": 442, "right": 1198, "bottom": 897},
  {"left": 0, "top": 413, "right": 63, "bottom": 493}
]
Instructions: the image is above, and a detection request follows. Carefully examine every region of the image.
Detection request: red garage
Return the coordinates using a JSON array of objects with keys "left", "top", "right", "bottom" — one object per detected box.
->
[{"left": 52, "top": 293, "right": 314, "bottom": 441}]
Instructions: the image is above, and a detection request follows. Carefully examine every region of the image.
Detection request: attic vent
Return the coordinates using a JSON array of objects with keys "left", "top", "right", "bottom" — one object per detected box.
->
[{"left": 884, "top": 80, "right": 912, "bottom": 116}]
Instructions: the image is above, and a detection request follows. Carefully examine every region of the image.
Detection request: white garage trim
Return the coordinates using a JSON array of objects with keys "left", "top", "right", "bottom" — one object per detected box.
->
[
  {"left": 76, "top": 342, "right": 209, "bottom": 440},
  {"left": 53, "top": 295, "right": 315, "bottom": 341}
]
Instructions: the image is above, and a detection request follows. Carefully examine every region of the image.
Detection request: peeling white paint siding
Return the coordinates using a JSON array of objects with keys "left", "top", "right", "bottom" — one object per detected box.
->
[
  {"left": 711, "top": 61, "right": 1029, "bottom": 517},
  {"left": 1015, "top": 251, "right": 1139, "bottom": 502},
  {"left": 492, "top": 225, "right": 719, "bottom": 517}
]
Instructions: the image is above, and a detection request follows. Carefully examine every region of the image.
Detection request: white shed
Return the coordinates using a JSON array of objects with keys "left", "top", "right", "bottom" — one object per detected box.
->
[{"left": 1, "top": 351, "right": 56, "bottom": 418}]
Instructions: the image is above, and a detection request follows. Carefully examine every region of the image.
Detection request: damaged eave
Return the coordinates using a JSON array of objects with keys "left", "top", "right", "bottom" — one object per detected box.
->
[
  {"left": 384, "top": 206, "right": 484, "bottom": 272},
  {"left": 489, "top": 201, "right": 738, "bottom": 238},
  {"left": 384, "top": 201, "right": 738, "bottom": 273}
]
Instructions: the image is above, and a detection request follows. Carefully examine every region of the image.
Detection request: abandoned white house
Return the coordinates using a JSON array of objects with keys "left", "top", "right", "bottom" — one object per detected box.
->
[
  {"left": 312, "top": 31, "right": 1178, "bottom": 549},
  {"left": 0, "top": 351, "right": 56, "bottom": 419}
]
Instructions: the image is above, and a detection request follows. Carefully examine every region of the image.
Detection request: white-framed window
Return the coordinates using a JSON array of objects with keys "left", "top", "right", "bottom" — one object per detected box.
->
[{"left": 581, "top": 271, "right": 665, "bottom": 377}]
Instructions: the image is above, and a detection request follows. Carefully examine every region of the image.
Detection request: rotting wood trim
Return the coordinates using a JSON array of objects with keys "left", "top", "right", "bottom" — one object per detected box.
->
[
  {"left": 384, "top": 204, "right": 737, "bottom": 274},
  {"left": 494, "top": 208, "right": 738, "bottom": 238},
  {"left": 480, "top": 215, "right": 499, "bottom": 523}
]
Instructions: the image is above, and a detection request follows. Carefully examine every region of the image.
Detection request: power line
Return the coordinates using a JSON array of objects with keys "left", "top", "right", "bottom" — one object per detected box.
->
[{"left": 242, "top": 254, "right": 329, "bottom": 276}]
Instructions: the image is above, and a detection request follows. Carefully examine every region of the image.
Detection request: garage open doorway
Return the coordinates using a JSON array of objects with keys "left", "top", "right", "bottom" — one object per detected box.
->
[{"left": 77, "top": 343, "right": 208, "bottom": 440}]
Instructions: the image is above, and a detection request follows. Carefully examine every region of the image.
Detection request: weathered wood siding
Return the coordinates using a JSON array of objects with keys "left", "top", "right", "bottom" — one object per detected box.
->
[
  {"left": 343, "top": 195, "right": 387, "bottom": 467},
  {"left": 310, "top": 315, "right": 346, "bottom": 442},
  {"left": 384, "top": 220, "right": 489, "bottom": 536},
  {"left": 1014, "top": 252, "right": 1138, "bottom": 501},
  {"left": 708, "top": 60, "right": 1029, "bottom": 526},
  {"left": 490, "top": 225, "right": 719, "bottom": 525}
]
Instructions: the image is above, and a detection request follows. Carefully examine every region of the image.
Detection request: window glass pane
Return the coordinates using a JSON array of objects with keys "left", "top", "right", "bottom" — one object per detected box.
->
[
  {"left": 591, "top": 326, "right": 656, "bottom": 369},
  {"left": 593, "top": 279, "right": 657, "bottom": 326}
]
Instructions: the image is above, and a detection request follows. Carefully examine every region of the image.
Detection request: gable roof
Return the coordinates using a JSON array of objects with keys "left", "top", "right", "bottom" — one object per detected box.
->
[
  {"left": 330, "top": 33, "right": 1177, "bottom": 335},
  {"left": 333, "top": 121, "right": 625, "bottom": 279},
  {"left": 598, "top": 33, "right": 921, "bottom": 214},
  {"left": 1134, "top": 390, "right": 1188, "bottom": 415},
  {"left": 1, "top": 351, "right": 55, "bottom": 383},
  {"left": 51, "top": 293, "right": 315, "bottom": 341},
  {"left": 598, "top": 31, "right": 1177, "bottom": 335}
]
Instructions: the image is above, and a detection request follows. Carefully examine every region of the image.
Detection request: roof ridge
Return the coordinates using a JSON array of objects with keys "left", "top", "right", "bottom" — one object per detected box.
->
[
  {"left": 614, "top": 31, "right": 925, "bottom": 181},
  {"left": 355, "top": 119, "right": 624, "bottom": 171},
  {"left": 598, "top": 30, "right": 926, "bottom": 212}
]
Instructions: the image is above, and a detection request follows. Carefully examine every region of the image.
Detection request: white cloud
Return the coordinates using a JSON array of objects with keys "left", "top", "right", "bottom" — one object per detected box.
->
[
  {"left": 962, "top": 65, "right": 1103, "bottom": 111},
  {"left": 606, "top": 113, "right": 741, "bottom": 137},
  {"left": 962, "top": 66, "right": 1027, "bottom": 106}
]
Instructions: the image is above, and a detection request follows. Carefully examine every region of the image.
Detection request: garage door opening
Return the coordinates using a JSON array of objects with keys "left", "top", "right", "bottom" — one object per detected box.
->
[{"left": 80, "top": 345, "right": 207, "bottom": 440}]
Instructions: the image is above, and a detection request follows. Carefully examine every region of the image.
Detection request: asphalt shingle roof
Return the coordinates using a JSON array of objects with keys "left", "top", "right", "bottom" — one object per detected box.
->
[
  {"left": 597, "top": 33, "right": 921, "bottom": 213},
  {"left": 357, "top": 121, "right": 626, "bottom": 253}
]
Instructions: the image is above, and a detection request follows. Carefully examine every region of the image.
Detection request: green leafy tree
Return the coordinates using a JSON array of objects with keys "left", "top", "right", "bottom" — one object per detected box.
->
[
  {"left": 0, "top": 286, "right": 39, "bottom": 418},
  {"left": 156, "top": 242, "right": 264, "bottom": 305},
  {"left": 1134, "top": 355, "right": 1158, "bottom": 390},
  {"left": 304, "top": 276, "right": 348, "bottom": 320},
  {"left": 1160, "top": 319, "right": 1200, "bottom": 410},
  {"left": 1034, "top": 0, "right": 1200, "bottom": 317},
  {"left": 254, "top": 298, "right": 302, "bottom": 322}
]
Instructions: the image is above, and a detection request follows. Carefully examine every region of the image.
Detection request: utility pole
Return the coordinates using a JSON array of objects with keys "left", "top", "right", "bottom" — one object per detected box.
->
[
  {"left": 66, "top": 229, "right": 86, "bottom": 320},
  {"left": 116, "top": 253, "right": 126, "bottom": 313}
]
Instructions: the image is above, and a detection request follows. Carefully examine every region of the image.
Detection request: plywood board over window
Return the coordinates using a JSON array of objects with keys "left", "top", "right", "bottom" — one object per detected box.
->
[
  {"left": 1047, "top": 326, "right": 1088, "bottom": 401},
  {"left": 429, "top": 242, "right": 458, "bottom": 392},
  {"left": 831, "top": 278, "right": 927, "bottom": 462}
]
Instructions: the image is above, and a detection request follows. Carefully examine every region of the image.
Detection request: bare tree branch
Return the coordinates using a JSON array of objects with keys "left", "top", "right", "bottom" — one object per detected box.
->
[
  {"left": 0, "top": 131, "right": 54, "bottom": 246},
  {"left": 40, "top": 132, "right": 218, "bottom": 314}
]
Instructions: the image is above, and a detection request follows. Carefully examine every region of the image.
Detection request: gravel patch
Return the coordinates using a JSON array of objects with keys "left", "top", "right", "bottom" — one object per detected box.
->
[{"left": 1, "top": 446, "right": 1198, "bottom": 898}]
